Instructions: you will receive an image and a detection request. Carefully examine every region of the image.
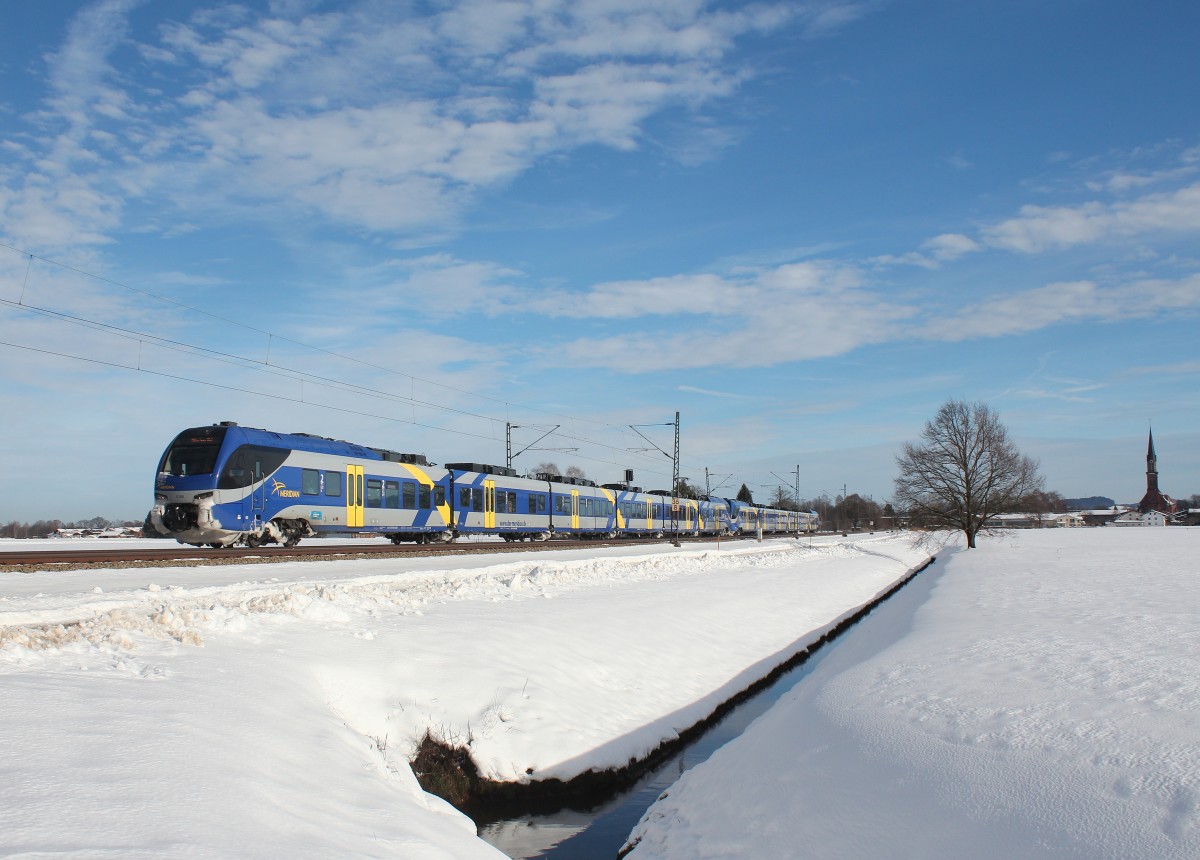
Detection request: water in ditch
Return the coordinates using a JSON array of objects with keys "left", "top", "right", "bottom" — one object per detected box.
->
[{"left": 475, "top": 654, "right": 824, "bottom": 860}]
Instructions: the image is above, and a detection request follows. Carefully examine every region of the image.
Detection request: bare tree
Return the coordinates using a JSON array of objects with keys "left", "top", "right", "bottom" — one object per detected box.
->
[
  {"left": 1024, "top": 489, "right": 1067, "bottom": 523},
  {"left": 768, "top": 486, "right": 800, "bottom": 510},
  {"left": 837, "top": 494, "right": 882, "bottom": 530},
  {"left": 525, "top": 461, "right": 561, "bottom": 479},
  {"left": 894, "top": 399, "right": 1043, "bottom": 548}
]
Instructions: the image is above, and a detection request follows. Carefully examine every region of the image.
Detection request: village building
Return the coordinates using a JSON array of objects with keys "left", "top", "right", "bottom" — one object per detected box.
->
[
  {"left": 1112, "top": 510, "right": 1170, "bottom": 527},
  {"left": 1080, "top": 508, "right": 1128, "bottom": 527}
]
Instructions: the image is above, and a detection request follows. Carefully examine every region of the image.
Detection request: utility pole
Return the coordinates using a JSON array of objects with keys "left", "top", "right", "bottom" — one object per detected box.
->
[
  {"left": 628, "top": 412, "right": 681, "bottom": 542},
  {"left": 770, "top": 465, "right": 802, "bottom": 509},
  {"left": 672, "top": 411, "right": 680, "bottom": 537},
  {"left": 505, "top": 423, "right": 567, "bottom": 471}
]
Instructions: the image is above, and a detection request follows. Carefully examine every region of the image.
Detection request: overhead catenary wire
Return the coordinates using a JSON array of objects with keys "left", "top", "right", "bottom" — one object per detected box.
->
[
  {"left": 0, "top": 294, "right": 671, "bottom": 470},
  {"left": 0, "top": 242, "right": 743, "bottom": 486},
  {"left": 0, "top": 240, "right": 609, "bottom": 426}
]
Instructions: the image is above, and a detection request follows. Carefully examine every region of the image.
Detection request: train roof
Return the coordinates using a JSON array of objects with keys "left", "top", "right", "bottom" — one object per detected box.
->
[
  {"left": 444, "top": 462, "right": 519, "bottom": 477},
  {"left": 214, "top": 423, "right": 431, "bottom": 465}
]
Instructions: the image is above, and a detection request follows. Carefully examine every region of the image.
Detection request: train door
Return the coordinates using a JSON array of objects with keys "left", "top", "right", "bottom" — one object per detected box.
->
[
  {"left": 346, "top": 465, "right": 364, "bottom": 528},
  {"left": 249, "top": 452, "right": 269, "bottom": 524},
  {"left": 571, "top": 490, "right": 580, "bottom": 530},
  {"left": 484, "top": 480, "right": 496, "bottom": 530}
]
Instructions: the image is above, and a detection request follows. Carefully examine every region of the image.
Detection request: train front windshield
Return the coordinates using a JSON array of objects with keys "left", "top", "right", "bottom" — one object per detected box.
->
[{"left": 158, "top": 426, "right": 229, "bottom": 477}]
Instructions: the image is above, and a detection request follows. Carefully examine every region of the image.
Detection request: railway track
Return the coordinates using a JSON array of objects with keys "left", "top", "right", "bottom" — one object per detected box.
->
[{"left": 0, "top": 534, "right": 777, "bottom": 570}]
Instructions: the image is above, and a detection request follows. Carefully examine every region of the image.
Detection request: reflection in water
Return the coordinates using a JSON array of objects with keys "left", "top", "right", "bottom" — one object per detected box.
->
[{"left": 478, "top": 657, "right": 821, "bottom": 859}]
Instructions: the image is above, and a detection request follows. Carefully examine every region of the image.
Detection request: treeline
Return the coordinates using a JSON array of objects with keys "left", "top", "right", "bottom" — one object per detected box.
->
[{"left": 0, "top": 517, "right": 145, "bottom": 539}]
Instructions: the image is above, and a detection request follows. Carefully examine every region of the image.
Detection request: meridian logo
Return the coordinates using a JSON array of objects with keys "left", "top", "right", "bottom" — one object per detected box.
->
[{"left": 271, "top": 479, "right": 300, "bottom": 498}]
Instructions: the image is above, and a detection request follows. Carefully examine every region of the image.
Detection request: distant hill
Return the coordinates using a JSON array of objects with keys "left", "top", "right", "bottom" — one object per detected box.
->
[{"left": 1064, "top": 496, "right": 1116, "bottom": 511}]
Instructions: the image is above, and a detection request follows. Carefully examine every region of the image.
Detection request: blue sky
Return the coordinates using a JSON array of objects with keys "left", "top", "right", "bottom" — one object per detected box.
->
[{"left": 2, "top": 0, "right": 1198, "bottom": 522}]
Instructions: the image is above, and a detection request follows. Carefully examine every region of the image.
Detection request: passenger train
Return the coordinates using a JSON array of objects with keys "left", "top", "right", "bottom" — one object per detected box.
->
[{"left": 149, "top": 422, "right": 819, "bottom": 547}]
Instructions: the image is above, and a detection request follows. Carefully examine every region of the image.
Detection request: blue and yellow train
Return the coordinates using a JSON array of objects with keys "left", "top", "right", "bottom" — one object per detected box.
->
[{"left": 149, "top": 422, "right": 818, "bottom": 547}]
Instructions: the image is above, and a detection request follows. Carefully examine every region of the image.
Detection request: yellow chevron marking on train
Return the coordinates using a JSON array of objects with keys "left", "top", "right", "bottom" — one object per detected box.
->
[
  {"left": 395, "top": 463, "right": 450, "bottom": 527},
  {"left": 599, "top": 487, "right": 625, "bottom": 529}
]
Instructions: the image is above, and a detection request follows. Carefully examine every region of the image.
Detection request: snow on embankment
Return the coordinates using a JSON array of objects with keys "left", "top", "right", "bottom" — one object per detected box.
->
[
  {"left": 624, "top": 529, "right": 1200, "bottom": 860},
  {"left": 0, "top": 535, "right": 926, "bottom": 857}
]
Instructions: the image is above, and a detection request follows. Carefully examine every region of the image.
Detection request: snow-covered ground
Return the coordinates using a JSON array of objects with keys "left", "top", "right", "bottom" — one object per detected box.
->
[
  {"left": 0, "top": 534, "right": 927, "bottom": 858},
  {"left": 625, "top": 528, "right": 1200, "bottom": 860}
]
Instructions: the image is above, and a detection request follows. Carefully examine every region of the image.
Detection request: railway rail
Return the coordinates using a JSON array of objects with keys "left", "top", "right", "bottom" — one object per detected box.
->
[{"left": 0, "top": 534, "right": 771, "bottom": 571}]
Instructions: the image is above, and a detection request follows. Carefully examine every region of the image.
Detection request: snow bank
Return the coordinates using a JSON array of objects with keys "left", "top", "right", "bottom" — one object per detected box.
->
[
  {"left": 0, "top": 534, "right": 927, "bottom": 857},
  {"left": 624, "top": 528, "right": 1200, "bottom": 860}
]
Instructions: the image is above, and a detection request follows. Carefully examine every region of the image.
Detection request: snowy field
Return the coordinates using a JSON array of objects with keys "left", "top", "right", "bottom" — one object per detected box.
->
[
  {"left": 0, "top": 534, "right": 927, "bottom": 858},
  {"left": 625, "top": 528, "right": 1200, "bottom": 860}
]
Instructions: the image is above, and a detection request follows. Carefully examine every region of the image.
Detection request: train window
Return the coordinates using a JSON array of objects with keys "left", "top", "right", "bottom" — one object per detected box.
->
[
  {"left": 434, "top": 486, "right": 446, "bottom": 507},
  {"left": 472, "top": 488, "right": 483, "bottom": 512},
  {"left": 403, "top": 482, "right": 416, "bottom": 510},
  {"left": 505, "top": 491, "right": 517, "bottom": 513},
  {"left": 159, "top": 426, "right": 228, "bottom": 477},
  {"left": 460, "top": 487, "right": 471, "bottom": 508},
  {"left": 217, "top": 445, "right": 289, "bottom": 489},
  {"left": 384, "top": 480, "right": 400, "bottom": 509},
  {"left": 419, "top": 485, "right": 431, "bottom": 509},
  {"left": 325, "top": 471, "right": 343, "bottom": 498},
  {"left": 302, "top": 469, "right": 320, "bottom": 495},
  {"left": 366, "top": 479, "right": 382, "bottom": 508}
]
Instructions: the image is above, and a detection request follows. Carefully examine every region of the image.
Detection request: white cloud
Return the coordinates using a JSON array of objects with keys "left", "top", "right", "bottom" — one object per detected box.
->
[
  {"left": 921, "top": 232, "right": 981, "bottom": 261},
  {"left": 549, "top": 260, "right": 914, "bottom": 371},
  {"left": 870, "top": 233, "right": 982, "bottom": 270},
  {"left": 982, "top": 182, "right": 1200, "bottom": 253},
  {"left": 676, "top": 385, "right": 756, "bottom": 399},
  {"left": 924, "top": 272, "right": 1200, "bottom": 342},
  {"left": 2, "top": 0, "right": 816, "bottom": 247},
  {"left": 530, "top": 272, "right": 732, "bottom": 318}
]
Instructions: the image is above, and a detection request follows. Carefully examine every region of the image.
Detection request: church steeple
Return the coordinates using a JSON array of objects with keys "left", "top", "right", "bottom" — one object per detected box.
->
[
  {"left": 1146, "top": 428, "right": 1159, "bottom": 494},
  {"left": 1138, "top": 426, "right": 1174, "bottom": 514}
]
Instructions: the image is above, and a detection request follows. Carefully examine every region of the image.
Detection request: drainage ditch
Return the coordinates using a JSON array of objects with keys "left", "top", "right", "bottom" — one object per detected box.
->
[{"left": 450, "top": 556, "right": 936, "bottom": 859}]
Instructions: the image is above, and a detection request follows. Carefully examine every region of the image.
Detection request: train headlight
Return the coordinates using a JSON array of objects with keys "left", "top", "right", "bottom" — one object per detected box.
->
[
  {"left": 155, "top": 494, "right": 167, "bottom": 502},
  {"left": 195, "top": 492, "right": 214, "bottom": 501}
]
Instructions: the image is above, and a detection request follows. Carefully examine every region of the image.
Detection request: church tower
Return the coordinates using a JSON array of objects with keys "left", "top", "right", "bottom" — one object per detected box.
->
[
  {"left": 1137, "top": 428, "right": 1175, "bottom": 514},
  {"left": 1146, "top": 429, "right": 1159, "bottom": 494}
]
